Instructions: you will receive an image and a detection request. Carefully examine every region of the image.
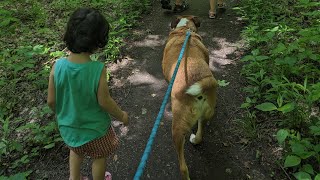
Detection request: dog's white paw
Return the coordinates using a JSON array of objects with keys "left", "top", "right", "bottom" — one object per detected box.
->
[{"left": 189, "top": 134, "right": 196, "bottom": 144}]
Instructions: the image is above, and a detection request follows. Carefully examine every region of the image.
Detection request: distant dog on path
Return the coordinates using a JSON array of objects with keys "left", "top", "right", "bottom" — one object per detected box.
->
[{"left": 162, "top": 15, "right": 218, "bottom": 180}]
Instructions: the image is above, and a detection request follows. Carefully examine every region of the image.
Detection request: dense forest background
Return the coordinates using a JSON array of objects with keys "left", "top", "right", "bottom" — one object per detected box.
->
[{"left": 0, "top": 0, "right": 319, "bottom": 179}]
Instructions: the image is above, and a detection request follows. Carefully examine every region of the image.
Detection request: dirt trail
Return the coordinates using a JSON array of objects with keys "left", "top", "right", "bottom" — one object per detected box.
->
[{"left": 33, "top": 0, "right": 271, "bottom": 179}]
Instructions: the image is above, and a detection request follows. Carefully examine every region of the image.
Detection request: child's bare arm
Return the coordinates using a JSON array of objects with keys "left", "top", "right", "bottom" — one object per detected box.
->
[
  {"left": 97, "top": 67, "right": 128, "bottom": 125},
  {"left": 47, "top": 64, "right": 55, "bottom": 111}
]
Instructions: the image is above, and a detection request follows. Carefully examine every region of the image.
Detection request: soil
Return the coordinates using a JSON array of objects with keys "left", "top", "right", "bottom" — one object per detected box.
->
[{"left": 31, "top": 0, "right": 279, "bottom": 179}]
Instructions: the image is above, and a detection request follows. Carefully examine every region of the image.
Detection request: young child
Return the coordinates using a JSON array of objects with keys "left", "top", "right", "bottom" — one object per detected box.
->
[{"left": 47, "top": 8, "right": 128, "bottom": 180}]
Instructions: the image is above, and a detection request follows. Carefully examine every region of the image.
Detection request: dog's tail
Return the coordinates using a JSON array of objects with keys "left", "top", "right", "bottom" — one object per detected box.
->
[
  {"left": 186, "top": 76, "right": 217, "bottom": 119},
  {"left": 186, "top": 76, "right": 217, "bottom": 97}
]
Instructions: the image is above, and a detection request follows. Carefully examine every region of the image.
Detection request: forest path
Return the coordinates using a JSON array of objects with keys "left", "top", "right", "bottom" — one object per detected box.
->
[{"left": 34, "top": 0, "right": 271, "bottom": 179}]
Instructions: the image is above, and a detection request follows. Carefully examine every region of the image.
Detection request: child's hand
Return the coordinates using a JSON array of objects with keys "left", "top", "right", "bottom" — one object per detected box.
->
[{"left": 121, "top": 111, "right": 129, "bottom": 126}]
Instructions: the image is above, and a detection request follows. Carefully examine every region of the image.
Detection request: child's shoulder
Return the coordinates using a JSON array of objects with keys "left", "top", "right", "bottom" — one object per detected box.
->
[
  {"left": 53, "top": 58, "right": 67, "bottom": 69},
  {"left": 90, "top": 61, "right": 105, "bottom": 68},
  {"left": 90, "top": 60, "right": 104, "bottom": 64},
  {"left": 55, "top": 57, "right": 68, "bottom": 64}
]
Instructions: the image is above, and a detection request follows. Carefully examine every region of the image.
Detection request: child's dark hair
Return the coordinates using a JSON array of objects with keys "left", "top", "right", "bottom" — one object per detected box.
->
[{"left": 63, "top": 8, "right": 109, "bottom": 53}]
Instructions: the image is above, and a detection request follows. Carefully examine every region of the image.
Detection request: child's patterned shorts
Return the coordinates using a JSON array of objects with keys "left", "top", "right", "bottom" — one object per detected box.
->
[{"left": 68, "top": 127, "right": 119, "bottom": 159}]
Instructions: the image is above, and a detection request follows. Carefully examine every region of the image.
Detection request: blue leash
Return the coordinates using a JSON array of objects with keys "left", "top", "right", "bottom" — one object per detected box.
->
[{"left": 133, "top": 30, "right": 191, "bottom": 180}]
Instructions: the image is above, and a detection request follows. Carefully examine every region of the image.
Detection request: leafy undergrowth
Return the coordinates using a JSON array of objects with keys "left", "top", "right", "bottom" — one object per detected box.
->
[
  {"left": 235, "top": 0, "right": 320, "bottom": 179},
  {"left": 0, "top": 0, "right": 150, "bottom": 178}
]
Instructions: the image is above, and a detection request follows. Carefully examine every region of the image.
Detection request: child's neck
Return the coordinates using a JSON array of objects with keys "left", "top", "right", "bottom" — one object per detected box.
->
[{"left": 68, "top": 52, "right": 91, "bottom": 63}]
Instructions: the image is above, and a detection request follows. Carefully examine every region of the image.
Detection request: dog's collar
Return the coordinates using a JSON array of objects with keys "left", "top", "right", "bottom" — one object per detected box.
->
[
  {"left": 170, "top": 27, "right": 200, "bottom": 38},
  {"left": 174, "top": 27, "right": 195, "bottom": 33},
  {"left": 176, "top": 18, "right": 189, "bottom": 28}
]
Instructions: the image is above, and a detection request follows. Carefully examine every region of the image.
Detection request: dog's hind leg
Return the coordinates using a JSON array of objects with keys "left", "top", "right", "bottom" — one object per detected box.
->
[
  {"left": 172, "top": 100, "right": 192, "bottom": 180},
  {"left": 172, "top": 128, "right": 190, "bottom": 180},
  {"left": 190, "top": 103, "right": 216, "bottom": 145},
  {"left": 189, "top": 117, "right": 204, "bottom": 145}
]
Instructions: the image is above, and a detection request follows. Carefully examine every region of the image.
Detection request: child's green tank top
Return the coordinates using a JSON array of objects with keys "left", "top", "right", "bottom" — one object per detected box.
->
[{"left": 54, "top": 58, "right": 111, "bottom": 147}]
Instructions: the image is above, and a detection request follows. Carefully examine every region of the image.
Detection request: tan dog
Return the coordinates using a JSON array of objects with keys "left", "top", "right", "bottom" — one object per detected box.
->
[{"left": 162, "top": 15, "right": 218, "bottom": 180}]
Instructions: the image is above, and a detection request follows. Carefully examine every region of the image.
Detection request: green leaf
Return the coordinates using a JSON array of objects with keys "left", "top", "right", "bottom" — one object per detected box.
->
[
  {"left": 293, "top": 171, "right": 311, "bottom": 180},
  {"left": 270, "top": 26, "right": 279, "bottom": 32},
  {"left": 256, "top": 56, "right": 269, "bottom": 61},
  {"left": 273, "top": 42, "right": 286, "bottom": 54},
  {"left": 241, "top": 55, "right": 254, "bottom": 62},
  {"left": 314, "top": 144, "right": 320, "bottom": 153},
  {"left": 0, "top": 141, "right": 6, "bottom": 149},
  {"left": 12, "top": 141, "right": 23, "bottom": 152},
  {"left": 252, "top": 49, "right": 260, "bottom": 56},
  {"left": 278, "top": 103, "right": 295, "bottom": 113},
  {"left": 276, "top": 129, "right": 288, "bottom": 144},
  {"left": 0, "top": 142, "right": 7, "bottom": 154},
  {"left": 284, "top": 155, "right": 301, "bottom": 168},
  {"left": 315, "top": 174, "right": 320, "bottom": 180},
  {"left": 8, "top": 173, "right": 27, "bottom": 180},
  {"left": 54, "top": 137, "right": 63, "bottom": 142},
  {"left": 50, "top": 51, "right": 65, "bottom": 58},
  {"left": 310, "top": 126, "right": 320, "bottom": 136},
  {"left": 18, "top": 155, "right": 30, "bottom": 164},
  {"left": 300, "top": 164, "right": 314, "bottom": 175},
  {"left": 299, "top": 0, "right": 310, "bottom": 4},
  {"left": 5, "top": 170, "right": 32, "bottom": 180},
  {"left": 218, "top": 80, "right": 230, "bottom": 87},
  {"left": 277, "top": 95, "right": 283, "bottom": 107},
  {"left": 291, "top": 143, "right": 306, "bottom": 155},
  {"left": 246, "top": 77, "right": 260, "bottom": 84},
  {"left": 44, "top": 143, "right": 55, "bottom": 149},
  {"left": 255, "top": 102, "right": 277, "bottom": 111},
  {"left": 299, "top": 151, "right": 315, "bottom": 160},
  {"left": 241, "top": 103, "right": 250, "bottom": 108},
  {"left": 310, "top": 90, "right": 320, "bottom": 102},
  {"left": 266, "top": 31, "right": 275, "bottom": 39}
]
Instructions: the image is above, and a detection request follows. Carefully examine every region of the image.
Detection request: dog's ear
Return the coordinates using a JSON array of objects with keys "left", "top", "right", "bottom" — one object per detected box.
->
[
  {"left": 171, "top": 16, "right": 182, "bottom": 29},
  {"left": 191, "top": 16, "right": 200, "bottom": 27}
]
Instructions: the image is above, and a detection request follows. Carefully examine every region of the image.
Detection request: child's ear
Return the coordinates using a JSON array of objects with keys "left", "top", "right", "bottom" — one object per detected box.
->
[{"left": 171, "top": 16, "right": 182, "bottom": 29}]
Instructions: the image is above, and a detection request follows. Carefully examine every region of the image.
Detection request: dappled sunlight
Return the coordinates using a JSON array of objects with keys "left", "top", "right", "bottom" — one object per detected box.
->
[
  {"left": 198, "top": 31, "right": 208, "bottom": 38},
  {"left": 209, "top": 37, "right": 239, "bottom": 71},
  {"left": 134, "top": 34, "right": 167, "bottom": 47},
  {"left": 108, "top": 56, "right": 133, "bottom": 73},
  {"left": 127, "top": 70, "right": 167, "bottom": 90},
  {"left": 232, "top": 18, "right": 244, "bottom": 25}
]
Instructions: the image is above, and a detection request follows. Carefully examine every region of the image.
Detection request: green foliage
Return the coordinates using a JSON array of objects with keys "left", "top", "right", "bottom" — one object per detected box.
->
[
  {"left": 284, "top": 155, "right": 301, "bottom": 168},
  {"left": 218, "top": 80, "right": 230, "bottom": 87},
  {"left": 236, "top": 0, "right": 320, "bottom": 178},
  {"left": 0, "top": 45, "right": 51, "bottom": 125},
  {"left": 0, "top": 9, "right": 20, "bottom": 31},
  {"left": 0, "top": 106, "right": 61, "bottom": 175},
  {"left": 276, "top": 127, "right": 320, "bottom": 179},
  {"left": 0, "top": 171, "right": 32, "bottom": 180},
  {"left": 236, "top": 111, "right": 259, "bottom": 140}
]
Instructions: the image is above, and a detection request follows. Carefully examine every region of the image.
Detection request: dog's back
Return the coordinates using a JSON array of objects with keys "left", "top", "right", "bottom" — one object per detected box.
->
[
  {"left": 162, "top": 28, "right": 217, "bottom": 124},
  {"left": 162, "top": 16, "right": 218, "bottom": 180}
]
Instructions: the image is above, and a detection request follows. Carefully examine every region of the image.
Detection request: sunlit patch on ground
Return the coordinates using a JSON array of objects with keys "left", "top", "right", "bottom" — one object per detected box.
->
[
  {"left": 209, "top": 37, "right": 242, "bottom": 71},
  {"left": 133, "top": 35, "right": 166, "bottom": 48}
]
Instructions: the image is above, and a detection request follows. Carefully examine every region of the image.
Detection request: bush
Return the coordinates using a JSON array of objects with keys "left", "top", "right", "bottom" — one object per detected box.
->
[{"left": 236, "top": 0, "right": 320, "bottom": 178}]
